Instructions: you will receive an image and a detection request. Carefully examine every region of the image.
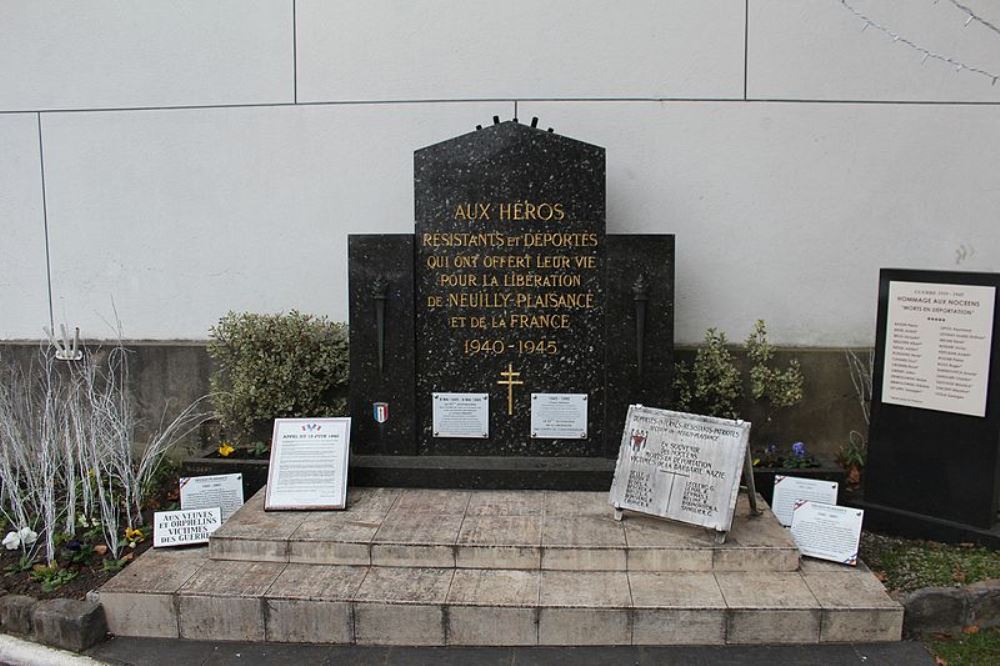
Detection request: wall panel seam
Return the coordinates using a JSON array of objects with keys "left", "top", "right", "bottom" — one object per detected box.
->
[{"left": 7, "top": 97, "right": 1000, "bottom": 117}]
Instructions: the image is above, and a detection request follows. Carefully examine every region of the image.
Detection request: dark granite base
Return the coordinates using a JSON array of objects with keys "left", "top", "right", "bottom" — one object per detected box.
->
[
  {"left": 182, "top": 450, "right": 616, "bottom": 493},
  {"left": 849, "top": 498, "right": 1000, "bottom": 548},
  {"left": 350, "top": 455, "right": 615, "bottom": 490}
]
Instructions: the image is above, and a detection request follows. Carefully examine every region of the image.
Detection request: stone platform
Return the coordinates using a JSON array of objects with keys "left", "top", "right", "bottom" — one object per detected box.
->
[{"left": 96, "top": 487, "right": 902, "bottom": 646}]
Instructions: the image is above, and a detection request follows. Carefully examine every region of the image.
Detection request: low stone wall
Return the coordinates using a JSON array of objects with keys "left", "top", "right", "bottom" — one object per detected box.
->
[
  {"left": 0, "top": 342, "right": 867, "bottom": 460},
  {"left": 0, "top": 594, "right": 107, "bottom": 651},
  {"left": 0, "top": 341, "right": 212, "bottom": 456},
  {"left": 900, "top": 580, "right": 1000, "bottom": 636}
]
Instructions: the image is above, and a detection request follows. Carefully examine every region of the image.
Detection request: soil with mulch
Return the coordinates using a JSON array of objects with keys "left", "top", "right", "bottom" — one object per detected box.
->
[
  {"left": 0, "top": 539, "right": 154, "bottom": 601},
  {"left": 0, "top": 467, "right": 180, "bottom": 601}
]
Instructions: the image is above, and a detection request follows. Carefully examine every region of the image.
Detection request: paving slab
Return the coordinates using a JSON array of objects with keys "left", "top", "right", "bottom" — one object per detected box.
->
[
  {"left": 209, "top": 491, "right": 309, "bottom": 563},
  {"left": 264, "top": 566, "right": 365, "bottom": 646},
  {"left": 99, "top": 546, "right": 209, "bottom": 639},
  {"left": 175, "top": 560, "right": 286, "bottom": 641},
  {"left": 355, "top": 566, "right": 454, "bottom": 604},
  {"left": 802, "top": 569, "right": 904, "bottom": 642},
  {"left": 466, "top": 490, "right": 544, "bottom": 516},
  {"left": 447, "top": 569, "right": 540, "bottom": 606}
]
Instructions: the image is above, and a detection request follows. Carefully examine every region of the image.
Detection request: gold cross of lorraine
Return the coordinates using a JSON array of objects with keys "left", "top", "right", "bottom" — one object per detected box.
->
[{"left": 497, "top": 363, "right": 524, "bottom": 416}]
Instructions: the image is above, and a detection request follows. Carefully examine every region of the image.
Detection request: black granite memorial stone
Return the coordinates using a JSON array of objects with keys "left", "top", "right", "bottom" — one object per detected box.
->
[
  {"left": 348, "top": 120, "right": 674, "bottom": 489},
  {"left": 414, "top": 122, "right": 606, "bottom": 457},
  {"left": 863, "top": 268, "right": 1000, "bottom": 539}
]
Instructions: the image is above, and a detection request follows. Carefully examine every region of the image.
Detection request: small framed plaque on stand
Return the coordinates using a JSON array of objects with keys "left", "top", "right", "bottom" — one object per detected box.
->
[{"left": 265, "top": 417, "right": 352, "bottom": 511}]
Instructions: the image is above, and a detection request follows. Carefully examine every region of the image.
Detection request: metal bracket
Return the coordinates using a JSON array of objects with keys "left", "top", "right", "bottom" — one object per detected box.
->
[{"left": 44, "top": 324, "right": 83, "bottom": 361}]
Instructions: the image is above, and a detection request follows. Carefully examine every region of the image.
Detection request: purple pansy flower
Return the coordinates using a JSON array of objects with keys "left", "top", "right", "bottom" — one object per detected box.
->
[{"left": 791, "top": 441, "right": 806, "bottom": 458}]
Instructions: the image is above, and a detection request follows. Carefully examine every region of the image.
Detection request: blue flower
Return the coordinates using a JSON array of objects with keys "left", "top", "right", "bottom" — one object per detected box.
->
[
  {"left": 765, "top": 443, "right": 777, "bottom": 455},
  {"left": 792, "top": 441, "right": 806, "bottom": 458}
]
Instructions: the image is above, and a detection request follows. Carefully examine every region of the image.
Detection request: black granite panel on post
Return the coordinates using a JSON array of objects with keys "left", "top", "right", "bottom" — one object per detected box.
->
[
  {"left": 604, "top": 234, "right": 675, "bottom": 457},
  {"left": 865, "top": 268, "right": 1000, "bottom": 529},
  {"left": 414, "top": 121, "right": 606, "bottom": 457},
  {"left": 348, "top": 234, "right": 416, "bottom": 455}
]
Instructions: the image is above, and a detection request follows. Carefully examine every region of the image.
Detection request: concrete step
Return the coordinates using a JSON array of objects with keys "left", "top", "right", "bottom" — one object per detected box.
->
[
  {"left": 208, "top": 487, "right": 801, "bottom": 572},
  {"left": 96, "top": 547, "right": 902, "bottom": 646}
]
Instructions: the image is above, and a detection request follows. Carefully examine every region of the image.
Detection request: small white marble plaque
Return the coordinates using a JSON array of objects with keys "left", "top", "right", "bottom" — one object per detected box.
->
[
  {"left": 883, "top": 280, "right": 995, "bottom": 417},
  {"left": 265, "top": 417, "right": 351, "bottom": 510},
  {"left": 530, "top": 393, "right": 588, "bottom": 439},
  {"left": 180, "top": 473, "right": 244, "bottom": 522},
  {"left": 609, "top": 405, "right": 750, "bottom": 533},
  {"left": 771, "top": 475, "right": 839, "bottom": 527},
  {"left": 432, "top": 393, "right": 489, "bottom": 438},
  {"left": 790, "top": 501, "right": 864, "bottom": 566},
  {"left": 153, "top": 507, "right": 222, "bottom": 548}
]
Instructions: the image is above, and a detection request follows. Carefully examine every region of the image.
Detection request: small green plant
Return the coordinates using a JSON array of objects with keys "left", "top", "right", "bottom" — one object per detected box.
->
[
  {"left": 252, "top": 440, "right": 270, "bottom": 458},
  {"left": 674, "top": 319, "right": 804, "bottom": 423},
  {"left": 208, "top": 311, "right": 349, "bottom": 445},
  {"left": 837, "top": 431, "right": 867, "bottom": 486},
  {"left": 4, "top": 554, "right": 35, "bottom": 576},
  {"left": 30, "top": 562, "right": 78, "bottom": 593},
  {"left": 841, "top": 348, "right": 874, "bottom": 482},
  {"left": 838, "top": 434, "right": 867, "bottom": 469},
  {"left": 673, "top": 328, "right": 742, "bottom": 419},
  {"left": 59, "top": 541, "right": 95, "bottom": 566},
  {"left": 102, "top": 557, "right": 128, "bottom": 573},
  {"left": 745, "top": 320, "right": 804, "bottom": 419}
]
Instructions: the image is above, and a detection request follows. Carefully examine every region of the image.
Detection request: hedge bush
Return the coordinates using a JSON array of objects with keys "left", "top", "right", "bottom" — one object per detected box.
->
[{"left": 207, "top": 311, "right": 349, "bottom": 444}]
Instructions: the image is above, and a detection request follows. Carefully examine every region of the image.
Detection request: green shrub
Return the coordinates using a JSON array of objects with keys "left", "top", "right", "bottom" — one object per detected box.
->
[
  {"left": 207, "top": 311, "right": 349, "bottom": 444},
  {"left": 745, "top": 319, "right": 804, "bottom": 412},
  {"left": 673, "top": 319, "right": 803, "bottom": 422},
  {"left": 672, "top": 328, "right": 742, "bottom": 419}
]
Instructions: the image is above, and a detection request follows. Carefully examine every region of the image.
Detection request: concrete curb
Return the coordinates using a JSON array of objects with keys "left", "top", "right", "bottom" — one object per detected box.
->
[
  {"left": 902, "top": 578, "right": 1000, "bottom": 636},
  {"left": 0, "top": 593, "right": 108, "bottom": 653},
  {"left": 0, "top": 632, "right": 109, "bottom": 666}
]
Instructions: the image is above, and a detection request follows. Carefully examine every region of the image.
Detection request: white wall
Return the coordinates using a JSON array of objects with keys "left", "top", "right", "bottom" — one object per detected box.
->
[{"left": 1, "top": 0, "right": 998, "bottom": 344}]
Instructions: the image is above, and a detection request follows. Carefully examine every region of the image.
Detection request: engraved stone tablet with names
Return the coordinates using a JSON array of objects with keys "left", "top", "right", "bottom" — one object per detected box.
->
[{"left": 609, "top": 405, "right": 750, "bottom": 533}]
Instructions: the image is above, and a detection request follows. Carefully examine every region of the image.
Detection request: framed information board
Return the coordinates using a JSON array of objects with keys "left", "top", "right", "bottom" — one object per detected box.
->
[
  {"left": 265, "top": 417, "right": 351, "bottom": 511},
  {"left": 866, "top": 269, "right": 1000, "bottom": 530}
]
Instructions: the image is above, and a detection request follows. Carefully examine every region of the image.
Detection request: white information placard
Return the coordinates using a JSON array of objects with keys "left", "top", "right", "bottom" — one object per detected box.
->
[
  {"left": 883, "top": 280, "right": 995, "bottom": 417},
  {"left": 265, "top": 417, "right": 351, "bottom": 511},
  {"left": 790, "top": 501, "right": 864, "bottom": 566},
  {"left": 771, "top": 475, "right": 839, "bottom": 527},
  {"left": 609, "top": 405, "right": 751, "bottom": 533},
  {"left": 432, "top": 393, "right": 489, "bottom": 438},
  {"left": 153, "top": 507, "right": 222, "bottom": 548},
  {"left": 530, "top": 393, "right": 588, "bottom": 439},
  {"left": 180, "top": 473, "right": 244, "bottom": 522}
]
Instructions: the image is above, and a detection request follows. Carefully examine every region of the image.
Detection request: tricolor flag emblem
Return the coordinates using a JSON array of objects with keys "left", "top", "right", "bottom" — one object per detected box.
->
[{"left": 373, "top": 402, "right": 389, "bottom": 424}]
